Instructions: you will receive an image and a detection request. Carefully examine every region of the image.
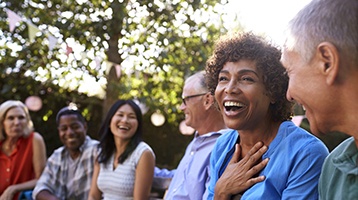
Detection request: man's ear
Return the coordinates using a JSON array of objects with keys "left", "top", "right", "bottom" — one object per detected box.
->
[
  {"left": 204, "top": 93, "right": 214, "bottom": 110},
  {"left": 317, "top": 42, "right": 339, "bottom": 85}
]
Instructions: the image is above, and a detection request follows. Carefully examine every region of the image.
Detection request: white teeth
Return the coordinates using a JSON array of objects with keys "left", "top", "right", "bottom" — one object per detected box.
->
[
  {"left": 302, "top": 105, "right": 306, "bottom": 111},
  {"left": 224, "top": 101, "right": 244, "bottom": 107},
  {"left": 119, "top": 126, "right": 129, "bottom": 130}
]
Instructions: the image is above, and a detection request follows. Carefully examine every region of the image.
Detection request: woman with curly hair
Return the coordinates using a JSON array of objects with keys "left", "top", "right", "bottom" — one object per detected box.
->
[
  {"left": 205, "top": 32, "right": 328, "bottom": 200},
  {"left": 88, "top": 99, "right": 155, "bottom": 200}
]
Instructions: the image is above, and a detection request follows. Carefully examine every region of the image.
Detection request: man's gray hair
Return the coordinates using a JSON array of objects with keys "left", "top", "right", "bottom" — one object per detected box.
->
[{"left": 285, "top": 0, "right": 358, "bottom": 63}]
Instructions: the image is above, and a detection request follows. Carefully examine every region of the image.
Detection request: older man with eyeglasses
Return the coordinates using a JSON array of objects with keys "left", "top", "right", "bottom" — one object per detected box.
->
[{"left": 154, "top": 70, "right": 230, "bottom": 200}]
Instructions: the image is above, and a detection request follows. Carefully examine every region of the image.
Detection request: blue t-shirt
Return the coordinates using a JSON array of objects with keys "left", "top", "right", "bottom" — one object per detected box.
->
[{"left": 208, "top": 121, "right": 329, "bottom": 200}]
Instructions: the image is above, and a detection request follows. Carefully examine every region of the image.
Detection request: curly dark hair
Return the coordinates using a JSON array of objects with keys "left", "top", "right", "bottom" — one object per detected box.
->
[{"left": 205, "top": 32, "right": 293, "bottom": 122}]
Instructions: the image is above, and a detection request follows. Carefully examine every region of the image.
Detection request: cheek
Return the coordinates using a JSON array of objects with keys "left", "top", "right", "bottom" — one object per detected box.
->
[
  {"left": 132, "top": 123, "right": 139, "bottom": 133},
  {"left": 214, "top": 93, "right": 224, "bottom": 111},
  {"left": 58, "top": 132, "right": 65, "bottom": 139},
  {"left": 215, "top": 86, "right": 223, "bottom": 102}
]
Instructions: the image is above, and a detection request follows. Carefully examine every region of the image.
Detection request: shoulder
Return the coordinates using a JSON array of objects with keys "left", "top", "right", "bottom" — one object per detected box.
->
[
  {"left": 328, "top": 137, "right": 354, "bottom": 157},
  {"left": 135, "top": 142, "right": 155, "bottom": 158},
  {"left": 50, "top": 146, "right": 66, "bottom": 159},
  {"left": 211, "top": 129, "right": 237, "bottom": 156},
  {"left": 32, "top": 132, "right": 45, "bottom": 143},
  {"left": 281, "top": 121, "right": 327, "bottom": 148},
  {"left": 216, "top": 129, "right": 238, "bottom": 146},
  {"left": 85, "top": 136, "right": 99, "bottom": 145},
  {"left": 137, "top": 142, "right": 153, "bottom": 153},
  {"left": 83, "top": 136, "right": 99, "bottom": 150}
]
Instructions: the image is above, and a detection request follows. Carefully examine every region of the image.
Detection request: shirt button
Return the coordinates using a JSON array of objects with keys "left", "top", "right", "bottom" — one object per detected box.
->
[
  {"left": 190, "top": 151, "right": 194, "bottom": 155},
  {"left": 6, "top": 168, "right": 10, "bottom": 172}
]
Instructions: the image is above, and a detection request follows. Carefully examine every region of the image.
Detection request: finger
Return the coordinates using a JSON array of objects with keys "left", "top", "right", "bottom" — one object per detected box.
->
[
  {"left": 246, "top": 141, "right": 264, "bottom": 157},
  {"left": 229, "top": 144, "right": 241, "bottom": 164},
  {"left": 241, "top": 142, "right": 267, "bottom": 166},
  {"left": 246, "top": 174, "right": 266, "bottom": 187},
  {"left": 247, "top": 158, "right": 269, "bottom": 177}
]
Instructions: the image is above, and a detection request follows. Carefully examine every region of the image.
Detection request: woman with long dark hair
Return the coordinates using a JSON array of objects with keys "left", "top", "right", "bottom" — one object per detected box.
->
[{"left": 88, "top": 99, "right": 155, "bottom": 200}]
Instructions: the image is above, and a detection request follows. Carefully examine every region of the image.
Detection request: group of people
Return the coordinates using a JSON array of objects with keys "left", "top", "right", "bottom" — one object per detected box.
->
[
  {"left": 0, "top": 99, "right": 156, "bottom": 200},
  {"left": 1, "top": 0, "right": 357, "bottom": 199}
]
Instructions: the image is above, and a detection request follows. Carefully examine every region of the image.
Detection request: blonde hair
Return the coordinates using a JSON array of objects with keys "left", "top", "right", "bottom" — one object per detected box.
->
[{"left": 0, "top": 100, "right": 34, "bottom": 141}]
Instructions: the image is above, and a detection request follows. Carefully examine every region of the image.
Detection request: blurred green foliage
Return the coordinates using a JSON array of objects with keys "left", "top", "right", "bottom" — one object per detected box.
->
[{"left": 0, "top": 0, "right": 230, "bottom": 168}]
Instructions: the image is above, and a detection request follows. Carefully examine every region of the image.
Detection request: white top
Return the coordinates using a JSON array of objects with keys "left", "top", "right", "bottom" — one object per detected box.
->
[{"left": 97, "top": 142, "right": 154, "bottom": 200}]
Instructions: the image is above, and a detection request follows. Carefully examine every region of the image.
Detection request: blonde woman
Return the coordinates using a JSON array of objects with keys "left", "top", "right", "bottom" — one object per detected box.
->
[{"left": 0, "top": 100, "right": 46, "bottom": 200}]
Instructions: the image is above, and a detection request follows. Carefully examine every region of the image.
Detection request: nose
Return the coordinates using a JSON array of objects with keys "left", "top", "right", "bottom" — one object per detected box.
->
[
  {"left": 179, "top": 102, "right": 185, "bottom": 111},
  {"left": 65, "top": 127, "right": 75, "bottom": 136},
  {"left": 286, "top": 87, "right": 294, "bottom": 102},
  {"left": 225, "top": 79, "right": 240, "bottom": 94},
  {"left": 14, "top": 117, "right": 20, "bottom": 124},
  {"left": 121, "top": 116, "right": 129, "bottom": 122}
]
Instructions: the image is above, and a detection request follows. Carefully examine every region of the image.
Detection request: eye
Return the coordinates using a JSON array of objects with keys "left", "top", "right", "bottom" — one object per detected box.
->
[
  {"left": 59, "top": 126, "right": 67, "bottom": 132},
  {"left": 241, "top": 76, "right": 254, "bottom": 82},
  {"left": 218, "top": 75, "right": 228, "bottom": 82},
  {"left": 7, "top": 116, "right": 15, "bottom": 120},
  {"left": 71, "top": 124, "right": 81, "bottom": 130},
  {"left": 18, "top": 116, "right": 26, "bottom": 120}
]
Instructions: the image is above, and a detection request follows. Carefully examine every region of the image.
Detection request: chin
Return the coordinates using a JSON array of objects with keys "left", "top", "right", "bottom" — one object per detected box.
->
[{"left": 309, "top": 123, "right": 327, "bottom": 137}]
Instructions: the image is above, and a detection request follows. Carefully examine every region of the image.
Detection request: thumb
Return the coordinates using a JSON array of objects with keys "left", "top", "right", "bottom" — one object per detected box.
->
[{"left": 229, "top": 143, "right": 241, "bottom": 164}]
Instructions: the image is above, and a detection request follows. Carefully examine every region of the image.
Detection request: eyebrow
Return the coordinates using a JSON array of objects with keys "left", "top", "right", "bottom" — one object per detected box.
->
[
  {"left": 219, "top": 69, "right": 259, "bottom": 76},
  {"left": 117, "top": 111, "right": 136, "bottom": 116}
]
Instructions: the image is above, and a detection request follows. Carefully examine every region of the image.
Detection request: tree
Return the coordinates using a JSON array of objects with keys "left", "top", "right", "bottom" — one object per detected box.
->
[{"left": 0, "top": 0, "right": 232, "bottom": 167}]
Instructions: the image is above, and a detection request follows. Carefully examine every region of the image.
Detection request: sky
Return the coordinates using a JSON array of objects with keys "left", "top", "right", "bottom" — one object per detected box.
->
[{"left": 224, "top": 0, "right": 313, "bottom": 47}]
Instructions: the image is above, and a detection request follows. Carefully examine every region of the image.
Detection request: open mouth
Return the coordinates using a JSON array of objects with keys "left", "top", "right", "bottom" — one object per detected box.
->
[
  {"left": 118, "top": 125, "right": 130, "bottom": 130},
  {"left": 224, "top": 101, "right": 245, "bottom": 112}
]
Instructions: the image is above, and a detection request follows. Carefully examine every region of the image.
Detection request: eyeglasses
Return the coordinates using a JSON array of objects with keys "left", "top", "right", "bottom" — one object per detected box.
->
[{"left": 182, "top": 93, "right": 208, "bottom": 105}]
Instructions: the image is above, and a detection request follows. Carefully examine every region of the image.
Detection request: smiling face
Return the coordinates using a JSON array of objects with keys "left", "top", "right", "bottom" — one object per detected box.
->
[
  {"left": 58, "top": 114, "right": 87, "bottom": 154},
  {"left": 281, "top": 47, "right": 330, "bottom": 134},
  {"left": 215, "top": 60, "right": 271, "bottom": 131},
  {"left": 110, "top": 104, "right": 138, "bottom": 141},
  {"left": 3, "top": 107, "right": 28, "bottom": 138},
  {"left": 179, "top": 75, "right": 208, "bottom": 130}
]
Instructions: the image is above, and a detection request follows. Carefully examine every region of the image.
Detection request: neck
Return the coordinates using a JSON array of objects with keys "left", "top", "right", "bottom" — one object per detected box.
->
[
  {"left": 238, "top": 121, "right": 281, "bottom": 157},
  {"left": 196, "top": 111, "right": 227, "bottom": 136},
  {"left": 328, "top": 68, "right": 358, "bottom": 139},
  {"left": 69, "top": 149, "right": 81, "bottom": 159},
  {"left": 114, "top": 137, "right": 130, "bottom": 156},
  {"left": 2, "top": 136, "right": 19, "bottom": 150}
]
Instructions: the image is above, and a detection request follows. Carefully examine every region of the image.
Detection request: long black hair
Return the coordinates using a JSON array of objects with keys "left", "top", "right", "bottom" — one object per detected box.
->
[{"left": 97, "top": 99, "right": 143, "bottom": 164}]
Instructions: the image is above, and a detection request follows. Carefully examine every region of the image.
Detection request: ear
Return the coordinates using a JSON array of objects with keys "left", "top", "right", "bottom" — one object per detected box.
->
[
  {"left": 204, "top": 93, "right": 214, "bottom": 110},
  {"left": 316, "top": 42, "right": 339, "bottom": 85}
]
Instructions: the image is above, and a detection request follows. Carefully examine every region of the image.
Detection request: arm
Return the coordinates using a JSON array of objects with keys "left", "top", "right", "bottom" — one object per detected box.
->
[
  {"left": 214, "top": 142, "right": 269, "bottom": 200},
  {"left": 32, "top": 150, "right": 61, "bottom": 200},
  {"left": 0, "top": 132, "right": 47, "bottom": 200},
  {"left": 33, "top": 132, "right": 47, "bottom": 179},
  {"left": 154, "top": 166, "right": 175, "bottom": 178},
  {"left": 87, "top": 160, "right": 102, "bottom": 200},
  {"left": 36, "top": 190, "right": 60, "bottom": 200},
  {"left": 133, "top": 150, "right": 155, "bottom": 200}
]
